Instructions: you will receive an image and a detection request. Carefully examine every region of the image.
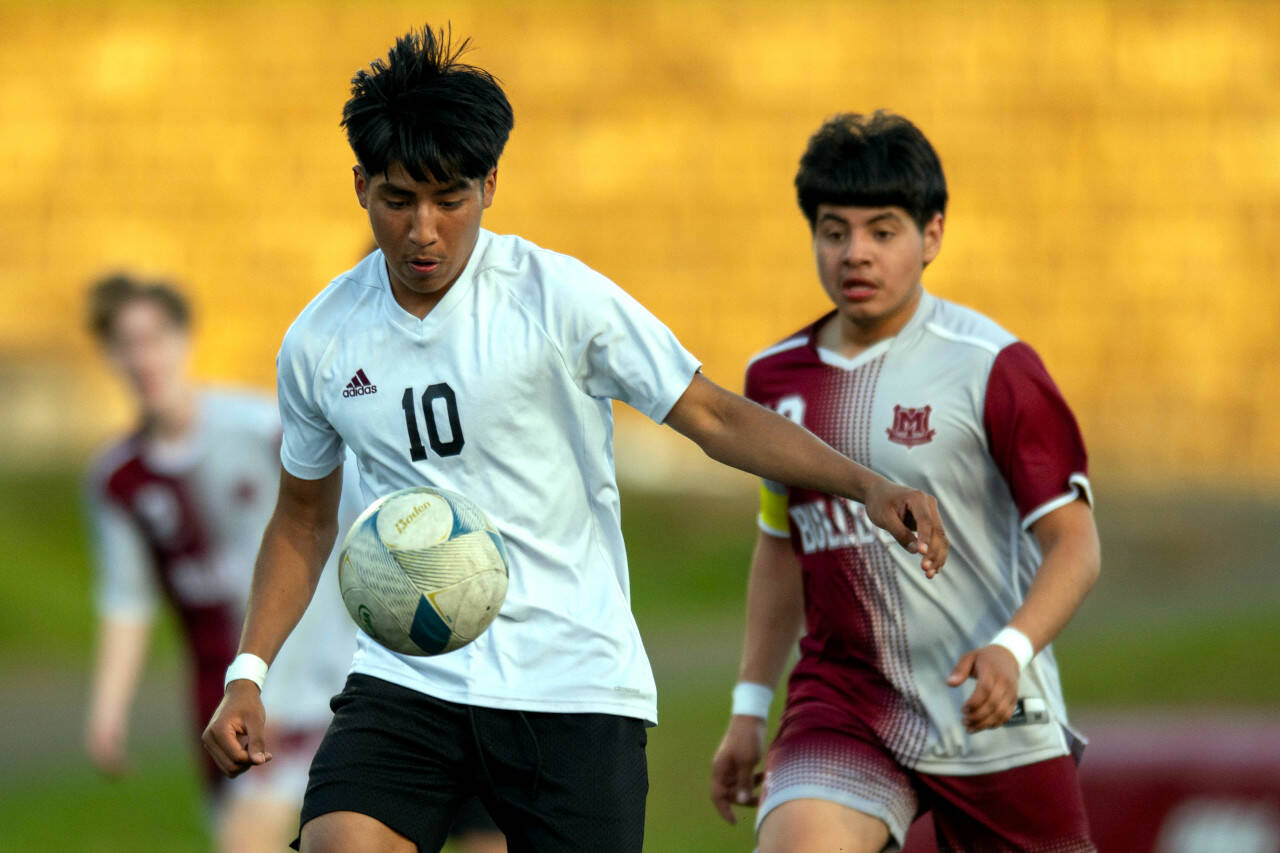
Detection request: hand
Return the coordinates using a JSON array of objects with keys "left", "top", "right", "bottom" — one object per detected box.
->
[
  {"left": 710, "top": 715, "right": 767, "bottom": 824},
  {"left": 863, "top": 478, "right": 947, "bottom": 578},
  {"left": 201, "top": 680, "right": 272, "bottom": 777},
  {"left": 947, "top": 645, "right": 1021, "bottom": 732},
  {"left": 85, "top": 715, "right": 130, "bottom": 777}
]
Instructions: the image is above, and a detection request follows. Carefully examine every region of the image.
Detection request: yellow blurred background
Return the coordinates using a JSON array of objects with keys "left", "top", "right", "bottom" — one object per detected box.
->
[{"left": 2, "top": 0, "right": 1278, "bottom": 490}]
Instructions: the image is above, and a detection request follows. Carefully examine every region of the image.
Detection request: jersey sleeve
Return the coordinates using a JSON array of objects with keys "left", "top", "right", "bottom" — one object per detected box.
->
[
  {"left": 87, "top": 494, "right": 159, "bottom": 620},
  {"left": 554, "top": 267, "right": 702, "bottom": 424},
  {"left": 983, "top": 342, "right": 1091, "bottom": 529},
  {"left": 277, "top": 331, "right": 344, "bottom": 480},
  {"left": 745, "top": 360, "right": 791, "bottom": 537}
]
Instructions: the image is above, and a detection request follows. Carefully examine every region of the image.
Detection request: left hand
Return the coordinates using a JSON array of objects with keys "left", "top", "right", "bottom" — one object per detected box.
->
[
  {"left": 947, "top": 645, "right": 1021, "bottom": 732},
  {"left": 863, "top": 478, "right": 947, "bottom": 577}
]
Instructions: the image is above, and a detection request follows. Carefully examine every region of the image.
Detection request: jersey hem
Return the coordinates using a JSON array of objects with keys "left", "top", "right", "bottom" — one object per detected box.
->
[
  {"left": 650, "top": 362, "right": 703, "bottom": 424},
  {"left": 350, "top": 661, "right": 659, "bottom": 726},
  {"left": 1021, "top": 474, "right": 1091, "bottom": 530},
  {"left": 910, "top": 742, "right": 1070, "bottom": 776},
  {"left": 280, "top": 451, "right": 343, "bottom": 482}
]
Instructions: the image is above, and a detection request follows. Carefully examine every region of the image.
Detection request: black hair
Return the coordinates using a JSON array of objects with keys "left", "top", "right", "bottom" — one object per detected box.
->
[
  {"left": 87, "top": 273, "right": 191, "bottom": 342},
  {"left": 795, "top": 111, "right": 947, "bottom": 231},
  {"left": 342, "top": 24, "right": 514, "bottom": 184}
]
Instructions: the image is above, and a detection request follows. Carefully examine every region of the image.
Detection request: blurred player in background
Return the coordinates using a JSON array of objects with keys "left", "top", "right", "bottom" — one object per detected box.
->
[
  {"left": 709, "top": 112, "right": 1101, "bottom": 852},
  {"left": 83, "top": 273, "right": 360, "bottom": 853},
  {"left": 202, "top": 25, "right": 946, "bottom": 853}
]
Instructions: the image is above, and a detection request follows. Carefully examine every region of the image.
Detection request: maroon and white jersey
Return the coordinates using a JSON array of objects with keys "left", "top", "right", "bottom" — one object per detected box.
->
[
  {"left": 86, "top": 389, "right": 357, "bottom": 738},
  {"left": 746, "top": 292, "right": 1091, "bottom": 776}
]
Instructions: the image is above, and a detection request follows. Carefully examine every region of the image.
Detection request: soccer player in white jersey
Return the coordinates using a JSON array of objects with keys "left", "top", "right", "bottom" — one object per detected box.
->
[
  {"left": 708, "top": 112, "right": 1102, "bottom": 852},
  {"left": 83, "top": 274, "right": 359, "bottom": 853},
  {"left": 200, "top": 28, "right": 948, "bottom": 853}
]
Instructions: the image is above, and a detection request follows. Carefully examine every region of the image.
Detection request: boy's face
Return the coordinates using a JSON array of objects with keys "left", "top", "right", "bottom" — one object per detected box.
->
[
  {"left": 356, "top": 162, "right": 496, "bottom": 315},
  {"left": 812, "top": 204, "right": 943, "bottom": 339},
  {"left": 104, "top": 299, "right": 190, "bottom": 415}
]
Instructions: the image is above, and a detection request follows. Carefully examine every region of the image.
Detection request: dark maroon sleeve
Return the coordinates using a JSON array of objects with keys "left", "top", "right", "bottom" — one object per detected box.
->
[
  {"left": 743, "top": 360, "right": 762, "bottom": 404},
  {"left": 983, "top": 342, "right": 1089, "bottom": 522}
]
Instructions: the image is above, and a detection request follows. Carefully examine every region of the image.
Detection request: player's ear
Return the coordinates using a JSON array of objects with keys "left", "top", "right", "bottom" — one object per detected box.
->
[
  {"left": 354, "top": 165, "right": 370, "bottom": 210},
  {"left": 922, "top": 212, "right": 944, "bottom": 266},
  {"left": 481, "top": 168, "right": 497, "bottom": 210}
]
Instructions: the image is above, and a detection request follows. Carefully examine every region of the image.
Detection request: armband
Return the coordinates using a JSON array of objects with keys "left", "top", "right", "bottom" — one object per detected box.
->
[
  {"left": 223, "top": 653, "right": 269, "bottom": 691},
  {"left": 990, "top": 627, "right": 1034, "bottom": 673},
  {"left": 731, "top": 682, "right": 774, "bottom": 719}
]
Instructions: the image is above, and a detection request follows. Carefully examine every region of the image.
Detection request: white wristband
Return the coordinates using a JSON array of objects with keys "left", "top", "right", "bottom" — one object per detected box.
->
[
  {"left": 990, "top": 627, "right": 1034, "bottom": 673},
  {"left": 223, "top": 653, "right": 268, "bottom": 691},
  {"left": 731, "top": 682, "right": 774, "bottom": 719}
]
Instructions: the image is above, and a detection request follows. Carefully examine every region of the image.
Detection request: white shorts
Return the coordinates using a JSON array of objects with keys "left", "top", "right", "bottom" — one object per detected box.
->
[{"left": 221, "top": 725, "right": 327, "bottom": 806}]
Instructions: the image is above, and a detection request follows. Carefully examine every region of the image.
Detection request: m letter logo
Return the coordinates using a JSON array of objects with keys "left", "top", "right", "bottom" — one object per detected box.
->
[{"left": 886, "top": 405, "right": 936, "bottom": 448}]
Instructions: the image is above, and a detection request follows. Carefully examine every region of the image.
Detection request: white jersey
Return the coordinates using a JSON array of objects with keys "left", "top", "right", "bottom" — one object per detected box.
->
[
  {"left": 747, "top": 292, "right": 1092, "bottom": 775},
  {"left": 276, "top": 229, "right": 701, "bottom": 724},
  {"left": 86, "top": 389, "right": 359, "bottom": 728}
]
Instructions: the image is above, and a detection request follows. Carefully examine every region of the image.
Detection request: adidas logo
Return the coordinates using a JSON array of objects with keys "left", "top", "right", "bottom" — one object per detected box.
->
[{"left": 342, "top": 369, "right": 378, "bottom": 398}]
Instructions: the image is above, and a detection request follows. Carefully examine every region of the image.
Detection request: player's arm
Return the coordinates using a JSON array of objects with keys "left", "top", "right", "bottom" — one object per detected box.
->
[
  {"left": 665, "top": 372, "right": 946, "bottom": 575},
  {"left": 948, "top": 499, "right": 1100, "bottom": 732},
  {"left": 201, "top": 464, "right": 343, "bottom": 777},
  {"left": 711, "top": 529, "right": 804, "bottom": 823},
  {"left": 84, "top": 495, "right": 158, "bottom": 776},
  {"left": 86, "top": 615, "right": 152, "bottom": 776}
]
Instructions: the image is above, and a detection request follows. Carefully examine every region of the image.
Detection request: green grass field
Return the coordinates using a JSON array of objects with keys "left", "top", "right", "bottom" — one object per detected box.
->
[{"left": 1, "top": 470, "right": 1277, "bottom": 851}]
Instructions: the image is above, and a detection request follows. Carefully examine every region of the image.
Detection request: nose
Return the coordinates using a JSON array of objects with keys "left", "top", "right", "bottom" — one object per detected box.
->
[
  {"left": 409, "top": 202, "right": 439, "bottom": 246},
  {"left": 843, "top": 232, "right": 871, "bottom": 267}
]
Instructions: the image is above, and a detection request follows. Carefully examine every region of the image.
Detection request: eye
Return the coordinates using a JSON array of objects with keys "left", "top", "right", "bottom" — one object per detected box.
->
[
  {"left": 384, "top": 199, "right": 408, "bottom": 210},
  {"left": 874, "top": 229, "right": 895, "bottom": 240},
  {"left": 823, "top": 230, "right": 845, "bottom": 242},
  {"left": 438, "top": 199, "right": 464, "bottom": 210}
]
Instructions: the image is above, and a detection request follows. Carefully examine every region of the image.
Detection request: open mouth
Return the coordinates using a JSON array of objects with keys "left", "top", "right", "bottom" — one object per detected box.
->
[{"left": 842, "top": 279, "right": 877, "bottom": 301}]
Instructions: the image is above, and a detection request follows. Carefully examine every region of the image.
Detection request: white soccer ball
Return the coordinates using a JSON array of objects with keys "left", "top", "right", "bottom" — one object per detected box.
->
[{"left": 338, "top": 486, "right": 509, "bottom": 656}]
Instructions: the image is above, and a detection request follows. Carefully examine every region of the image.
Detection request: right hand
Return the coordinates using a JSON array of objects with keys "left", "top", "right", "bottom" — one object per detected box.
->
[
  {"left": 710, "top": 714, "right": 767, "bottom": 824},
  {"left": 201, "top": 680, "right": 272, "bottom": 777}
]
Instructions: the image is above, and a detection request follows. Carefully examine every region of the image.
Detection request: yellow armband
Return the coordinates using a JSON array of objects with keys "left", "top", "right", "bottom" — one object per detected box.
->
[{"left": 757, "top": 481, "right": 790, "bottom": 538}]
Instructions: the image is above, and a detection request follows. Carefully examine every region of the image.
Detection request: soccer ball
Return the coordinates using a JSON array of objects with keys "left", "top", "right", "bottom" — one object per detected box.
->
[{"left": 338, "top": 486, "right": 509, "bottom": 656}]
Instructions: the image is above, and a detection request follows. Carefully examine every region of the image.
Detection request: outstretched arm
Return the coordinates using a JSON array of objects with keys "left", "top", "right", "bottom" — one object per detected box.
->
[
  {"left": 201, "top": 464, "right": 343, "bottom": 776},
  {"left": 948, "top": 498, "right": 1100, "bottom": 731},
  {"left": 665, "top": 373, "right": 947, "bottom": 575},
  {"left": 710, "top": 530, "right": 804, "bottom": 823}
]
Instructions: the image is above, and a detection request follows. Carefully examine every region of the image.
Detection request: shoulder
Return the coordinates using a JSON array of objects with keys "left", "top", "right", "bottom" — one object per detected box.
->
[
  {"left": 745, "top": 320, "right": 820, "bottom": 375},
  {"left": 279, "top": 252, "right": 385, "bottom": 361},
  {"left": 743, "top": 319, "right": 822, "bottom": 400},
  {"left": 85, "top": 436, "right": 142, "bottom": 501},
  {"left": 917, "top": 295, "right": 1018, "bottom": 360},
  {"left": 473, "top": 230, "right": 620, "bottom": 312}
]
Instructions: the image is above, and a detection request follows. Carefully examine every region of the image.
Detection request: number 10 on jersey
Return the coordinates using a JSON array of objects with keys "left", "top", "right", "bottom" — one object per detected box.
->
[{"left": 401, "top": 384, "right": 464, "bottom": 461}]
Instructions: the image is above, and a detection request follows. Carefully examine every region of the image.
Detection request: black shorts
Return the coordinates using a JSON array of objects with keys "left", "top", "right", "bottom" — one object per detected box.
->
[
  {"left": 295, "top": 674, "right": 648, "bottom": 852},
  {"left": 448, "top": 796, "right": 499, "bottom": 837}
]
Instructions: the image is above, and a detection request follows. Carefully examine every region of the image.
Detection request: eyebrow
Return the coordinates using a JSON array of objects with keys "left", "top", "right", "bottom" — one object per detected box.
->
[
  {"left": 818, "top": 209, "right": 904, "bottom": 227},
  {"left": 377, "top": 178, "right": 472, "bottom": 199},
  {"left": 865, "top": 211, "right": 904, "bottom": 226}
]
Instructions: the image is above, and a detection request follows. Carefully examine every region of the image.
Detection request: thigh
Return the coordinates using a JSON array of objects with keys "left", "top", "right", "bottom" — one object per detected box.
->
[
  {"left": 473, "top": 709, "right": 648, "bottom": 853},
  {"left": 757, "top": 696, "right": 919, "bottom": 850},
  {"left": 919, "top": 755, "right": 1094, "bottom": 852},
  {"left": 297, "top": 674, "right": 476, "bottom": 851},
  {"left": 758, "top": 798, "right": 892, "bottom": 853},
  {"left": 300, "top": 810, "right": 416, "bottom": 853}
]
